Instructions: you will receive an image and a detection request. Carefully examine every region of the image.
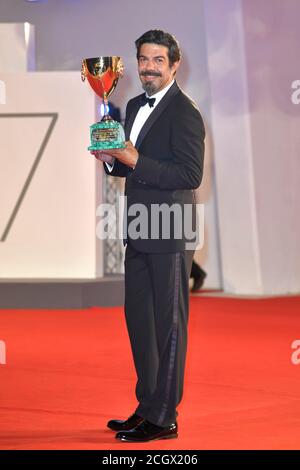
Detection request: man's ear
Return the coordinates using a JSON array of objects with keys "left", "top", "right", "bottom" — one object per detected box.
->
[{"left": 171, "top": 60, "right": 180, "bottom": 76}]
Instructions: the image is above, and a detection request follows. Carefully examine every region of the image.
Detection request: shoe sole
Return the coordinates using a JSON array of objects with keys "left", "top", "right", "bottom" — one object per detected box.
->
[
  {"left": 108, "top": 426, "right": 138, "bottom": 432},
  {"left": 116, "top": 433, "right": 178, "bottom": 442}
]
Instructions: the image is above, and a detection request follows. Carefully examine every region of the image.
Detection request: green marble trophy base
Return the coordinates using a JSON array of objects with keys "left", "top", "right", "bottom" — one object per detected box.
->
[{"left": 88, "top": 119, "right": 126, "bottom": 151}]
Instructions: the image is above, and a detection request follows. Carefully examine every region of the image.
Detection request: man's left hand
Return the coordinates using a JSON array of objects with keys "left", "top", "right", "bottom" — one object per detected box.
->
[{"left": 98, "top": 141, "right": 139, "bottom": 169}]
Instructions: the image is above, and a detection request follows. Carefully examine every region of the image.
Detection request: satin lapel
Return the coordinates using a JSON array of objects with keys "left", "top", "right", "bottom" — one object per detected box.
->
[
  {"left": 135, "top": 82, "right": 180, "bottom": 150},
  {"left": 124, "top": 98, "right": 141, "bottom": 140}
]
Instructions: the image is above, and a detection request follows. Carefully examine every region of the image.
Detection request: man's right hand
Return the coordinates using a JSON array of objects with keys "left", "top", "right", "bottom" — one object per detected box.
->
[{"left": 90, "top": 151, "right": 115, "bottom": 165}]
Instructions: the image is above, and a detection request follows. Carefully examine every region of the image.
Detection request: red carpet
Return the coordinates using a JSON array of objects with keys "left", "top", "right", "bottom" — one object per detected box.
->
[{"left": 0, "top": 295, "right": 300, "bottom": 450}]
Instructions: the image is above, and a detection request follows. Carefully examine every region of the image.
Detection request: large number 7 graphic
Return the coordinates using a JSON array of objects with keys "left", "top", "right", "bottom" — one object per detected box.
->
[{"left": 0, "top": 113, "right": 58, "bottom": 242}]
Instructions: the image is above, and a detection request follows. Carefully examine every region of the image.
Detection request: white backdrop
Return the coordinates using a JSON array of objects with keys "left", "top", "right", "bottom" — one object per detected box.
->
[
  {"left": 0, "top": 0, "right": 299, "bottom": 294},
  {"left": 0, "top": 72, "right": 103, "bottom": 278},
  {"left": 0, "top": 22, "right": 35, "bottom": 72},
  {"left": 0, "top": 0, "right": 222, "bottom": 290},
  {"left": 204, "top": 0, "right": 300, "bottom": 294}
]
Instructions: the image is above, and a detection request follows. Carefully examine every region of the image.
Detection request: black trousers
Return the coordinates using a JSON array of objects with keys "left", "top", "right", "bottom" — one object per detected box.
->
[{"left": 124, "top": 241, "right": 194, "bottom": 427}]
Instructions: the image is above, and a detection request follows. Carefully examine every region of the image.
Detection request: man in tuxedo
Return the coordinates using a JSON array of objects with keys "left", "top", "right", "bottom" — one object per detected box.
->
[{"left": 91, "top": 29, "right": 205, "bottom": 442}]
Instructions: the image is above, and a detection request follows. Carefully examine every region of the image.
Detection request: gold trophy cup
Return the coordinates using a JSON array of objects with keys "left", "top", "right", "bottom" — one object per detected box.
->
[{"left": 81, "top": 56, "right": 125, "bottom": 150}]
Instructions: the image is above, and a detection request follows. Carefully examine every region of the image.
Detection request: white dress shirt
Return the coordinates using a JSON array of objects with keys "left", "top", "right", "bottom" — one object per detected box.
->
[
  {"left": 129, "top": 79, "right": 174, "bottom": 145},
  {"left": 106, "top": 79, "right": 174, "bottom": 172}
]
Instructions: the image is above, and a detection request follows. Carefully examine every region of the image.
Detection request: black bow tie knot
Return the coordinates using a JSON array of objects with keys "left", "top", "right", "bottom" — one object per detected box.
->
[{"left": 140, "top": 94, "right": 156, "bottom": 108}]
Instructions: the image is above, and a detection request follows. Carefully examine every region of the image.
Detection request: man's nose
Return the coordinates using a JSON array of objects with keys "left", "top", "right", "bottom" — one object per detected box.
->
[{"left": 144, "top": 60, "right": 156, "bottom": 70}]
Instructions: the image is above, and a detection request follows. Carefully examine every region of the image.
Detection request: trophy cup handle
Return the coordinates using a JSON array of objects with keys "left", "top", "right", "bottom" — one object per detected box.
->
[
  {"left": 116, "top": 60, "right": 124, "bottom": 78},
  {"left": 81, "top": 61, "right": 86, "bottom": 82}
]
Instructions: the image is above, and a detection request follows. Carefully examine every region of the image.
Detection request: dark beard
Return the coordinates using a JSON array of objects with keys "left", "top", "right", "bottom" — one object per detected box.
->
[{"left": 142, "top": 81, "right": 158, "bottom": 96}]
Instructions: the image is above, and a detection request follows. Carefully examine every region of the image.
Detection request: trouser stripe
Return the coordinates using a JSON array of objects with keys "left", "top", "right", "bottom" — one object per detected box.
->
[{"left": 158, "top": 252, "right": 181, "bottom": 425}]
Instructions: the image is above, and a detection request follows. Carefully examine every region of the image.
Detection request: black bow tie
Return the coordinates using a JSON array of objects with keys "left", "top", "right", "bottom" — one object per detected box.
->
[{"left": 140, "top": 94, "right": 156, "bottom": 108}]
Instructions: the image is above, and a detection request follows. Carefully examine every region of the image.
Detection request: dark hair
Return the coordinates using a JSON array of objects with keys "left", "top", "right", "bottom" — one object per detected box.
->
[{"left": 135, "top": 29, "right": 181, "bottom": 66}]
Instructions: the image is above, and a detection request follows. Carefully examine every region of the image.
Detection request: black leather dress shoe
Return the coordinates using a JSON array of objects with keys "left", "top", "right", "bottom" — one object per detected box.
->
[
  {"left": 191, "top": 262, "right": 207, "bottom": 292},
  {"left": 107, "top": 413, "right": 144, "bottom": 431},
  {"left": 191, "top": 270, "right": 207, "bottom": 291},
  {"left": 115, "top": 420, "right": 178, "bottom": 442}
]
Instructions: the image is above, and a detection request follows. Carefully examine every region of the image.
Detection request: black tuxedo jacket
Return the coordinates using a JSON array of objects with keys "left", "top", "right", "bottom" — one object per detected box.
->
[{"left": 104, "top": 81, "right": 205, "bottom": 253}]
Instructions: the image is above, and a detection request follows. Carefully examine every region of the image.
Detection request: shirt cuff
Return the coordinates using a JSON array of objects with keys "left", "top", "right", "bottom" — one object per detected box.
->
[
  {"left": 104, "top": 158, "right": 115, "bottom": 172},
  {"left": 132, "top": 154, "right": 139, "bottom": 171}
]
